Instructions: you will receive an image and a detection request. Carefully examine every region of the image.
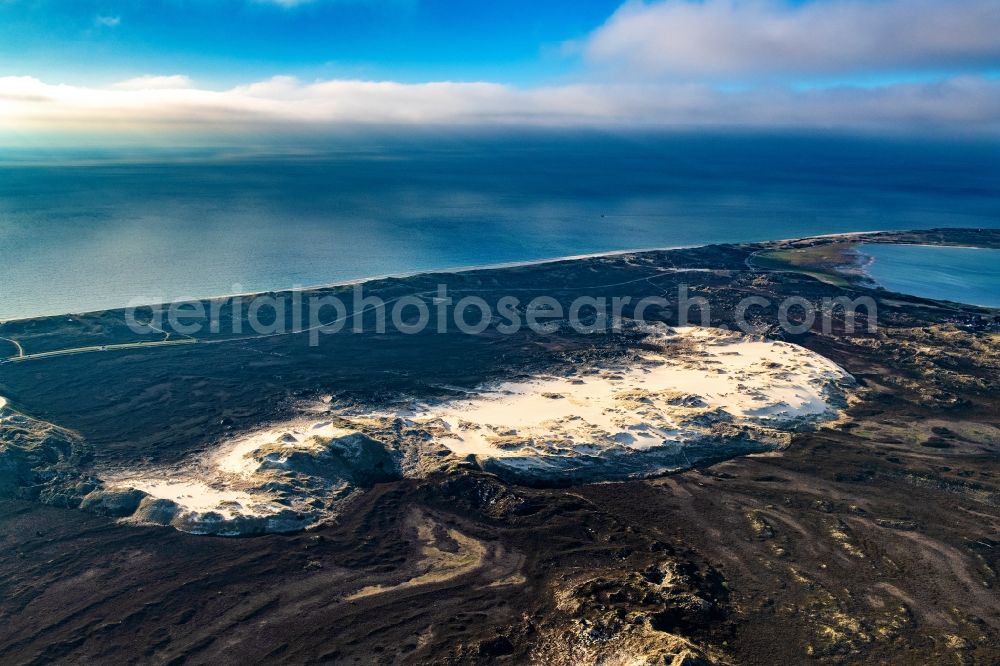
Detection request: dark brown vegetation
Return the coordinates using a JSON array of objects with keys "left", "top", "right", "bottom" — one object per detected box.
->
[{"left": 1, "top": 229, "right": 998, "bottom": 664}]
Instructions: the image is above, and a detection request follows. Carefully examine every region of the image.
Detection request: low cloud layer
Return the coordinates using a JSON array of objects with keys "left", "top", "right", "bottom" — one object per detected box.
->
[
  {"left": 3, "top": 0, "right": 999, "bottom": 140},
  {"left": 110, "top": 75, "right": 194, "bottom": 91},
  {"left": 584, "top": 0, "right": 1000, "bottom": 78},
  {"left": 2, "top": 74, "right": 998, "bottom": 138}
]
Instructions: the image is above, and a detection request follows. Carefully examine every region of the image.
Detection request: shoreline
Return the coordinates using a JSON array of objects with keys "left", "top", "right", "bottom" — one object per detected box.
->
[
  {"left": 0, "top": 244, "right": 694, "bottom": 324},
  {"left": 20, "top": 226, "right": 1000, "bottom": 325},
  {"left": 0, "top": 230, "right": 900, "bottom": 325},
  {"left": 860, "top": 241, "right": 999, "bottom": 251}
]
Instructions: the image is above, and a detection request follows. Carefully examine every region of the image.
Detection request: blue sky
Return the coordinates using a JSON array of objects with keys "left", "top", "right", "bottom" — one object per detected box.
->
[
  {"left": 1, "top": 0, "right": 999, "bottom": 140},
  {"left": 0, "top": 0, "right": 623, "bottom": 86}
]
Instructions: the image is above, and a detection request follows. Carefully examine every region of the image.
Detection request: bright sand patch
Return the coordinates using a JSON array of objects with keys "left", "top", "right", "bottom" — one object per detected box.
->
[
  {"left": 346, "top": 510, "right": 488, "bottom": 600},
  {"left": 107, "top": 421, "right": 370, "bottom": 529},
  {"left": 118, "top": 478, "right": 284, "bottom": 519},
  {"left": 345, "top": 509, "right": 523, "bottom": 600},
  {"left": 400, "top": 326, "right": 851, "bottom": 460},
  {"left": 98, "top": 326, "right": 852, "bottom": 533},
  {"left": 214, "top": 421, "right": 356, "bottom": 477}
]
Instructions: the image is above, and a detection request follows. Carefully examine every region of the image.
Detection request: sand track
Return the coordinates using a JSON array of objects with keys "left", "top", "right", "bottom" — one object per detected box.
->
[{"left": 346, "top": 508, "right": 523, "bottom": 600}]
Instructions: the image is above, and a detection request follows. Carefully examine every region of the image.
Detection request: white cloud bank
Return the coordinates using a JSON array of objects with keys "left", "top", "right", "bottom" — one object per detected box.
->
[
  {"left": 1, "top": 74, "right": 998, "bottom": 136},
  {"left": 3, "top": 1, "right": 999, "bottom": 139},
  {"left": 110, "top": 75, "right": 194, "bottom": 90},
  {"left": 584, "top": 0, "right": 1000, "bottom": 78}
]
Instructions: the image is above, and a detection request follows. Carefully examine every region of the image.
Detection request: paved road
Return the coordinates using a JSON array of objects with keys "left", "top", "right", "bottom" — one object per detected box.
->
[{"left": 5, "top": 338, "right": 197, "bottom": 362}]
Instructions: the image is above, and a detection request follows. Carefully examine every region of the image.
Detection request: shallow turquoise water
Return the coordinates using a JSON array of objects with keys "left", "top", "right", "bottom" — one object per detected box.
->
[{"left": 860, "top": 244, "right": 1000, "bottom": 307}]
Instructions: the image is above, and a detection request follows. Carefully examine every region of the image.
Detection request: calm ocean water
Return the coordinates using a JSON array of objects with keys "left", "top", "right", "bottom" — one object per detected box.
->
[
  {"left": 2, "top": 134, "right": 998, "bottom": 320},
  {"left": 861, "top": 244, "right": 1000, "bottom": 308}
]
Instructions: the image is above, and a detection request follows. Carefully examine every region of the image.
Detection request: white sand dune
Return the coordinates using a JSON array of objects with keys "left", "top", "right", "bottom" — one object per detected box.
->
[
  {"left": 214, "top": 421, "right": 357, "bottom": 477},
  {"left": 106, "top": 422, "right": 380, "bottom": 533},
  {"left": 100, "top": 325, "right": 853, "bottom": 533},
  {"left": 396, "top": 326, "right": 851, "bottom": 464},
  {"left": 117, "top": 478, "right": 285, "bottom": 520}
]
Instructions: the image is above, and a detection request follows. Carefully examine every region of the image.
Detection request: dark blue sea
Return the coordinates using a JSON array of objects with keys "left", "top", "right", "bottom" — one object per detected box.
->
[{"left": 2, "top": 133, "right": 998, "bottom": 320}]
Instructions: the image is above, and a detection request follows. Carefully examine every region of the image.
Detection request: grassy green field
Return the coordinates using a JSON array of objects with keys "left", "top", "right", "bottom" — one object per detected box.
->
[{"left": 750, "top": 242, "right": 859, "bottom": 287}]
